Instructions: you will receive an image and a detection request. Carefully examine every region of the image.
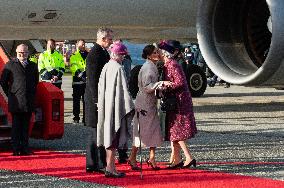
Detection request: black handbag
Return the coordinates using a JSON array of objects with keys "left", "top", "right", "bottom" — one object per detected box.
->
[{"left": 160, "top": 93, "right": 177, "bottom": 112}]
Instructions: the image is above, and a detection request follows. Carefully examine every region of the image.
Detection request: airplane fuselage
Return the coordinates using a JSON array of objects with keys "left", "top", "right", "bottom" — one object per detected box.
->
[{"left": 0, "top": 0, "right": 198, "bottom": 41}]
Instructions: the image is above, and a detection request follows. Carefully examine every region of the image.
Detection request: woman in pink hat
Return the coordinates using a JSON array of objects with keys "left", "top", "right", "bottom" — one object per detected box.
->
[{"left": 97, "top": 42, "right": 135, "bottom": 178}]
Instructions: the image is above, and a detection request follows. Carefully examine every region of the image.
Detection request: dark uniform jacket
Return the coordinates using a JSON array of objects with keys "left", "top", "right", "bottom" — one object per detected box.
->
[
  {"left": 0, "top": 58, "right": 39, "bottom": 113},
  {"left": 85, "top": 43, "right": 110, "bottom": 128}
]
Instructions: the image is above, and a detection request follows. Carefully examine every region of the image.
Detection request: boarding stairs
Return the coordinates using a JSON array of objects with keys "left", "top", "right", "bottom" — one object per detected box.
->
[{"left": 0, "top": 43, "right": 12, "bottom": 142}]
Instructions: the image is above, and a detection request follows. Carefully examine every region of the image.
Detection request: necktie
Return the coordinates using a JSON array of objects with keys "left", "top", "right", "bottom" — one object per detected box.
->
[{"left": 21, "top": 61, "right": 28, "bottom": 68}]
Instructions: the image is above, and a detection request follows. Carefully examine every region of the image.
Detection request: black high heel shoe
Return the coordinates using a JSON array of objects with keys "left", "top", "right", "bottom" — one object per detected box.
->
[
  {"left": 182, "top": 159, "right": 197, "bottom": 168},
  {"left": 105, "top": 170, "right": 126, "bottom": 178},
  {"left": 127, "top": 160, "right": 141, "bottom": 171},
  {"left": 146, "top": 159, "right": 161, "bottom": 170},
  {"left": 166, "top": 161, "right": 184, "bottom": 169}
]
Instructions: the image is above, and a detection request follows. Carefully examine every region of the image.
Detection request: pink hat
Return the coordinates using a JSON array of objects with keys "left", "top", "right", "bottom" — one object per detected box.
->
[{"left": 109, "top": 42, "right": 128, "bottom": 55}]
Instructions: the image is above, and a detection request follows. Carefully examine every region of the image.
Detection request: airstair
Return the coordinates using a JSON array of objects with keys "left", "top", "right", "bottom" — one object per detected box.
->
[{"left": 0, "top": 43, "right": 12, "bottom": 143}]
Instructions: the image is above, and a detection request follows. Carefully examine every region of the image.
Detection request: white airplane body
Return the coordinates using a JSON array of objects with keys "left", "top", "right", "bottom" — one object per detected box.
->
[
  {"left": 0, "top": 0, "right": 284, "bottom": 88},
  {"left": 0, "top": 0, "right": 197, "bottom": 41}
]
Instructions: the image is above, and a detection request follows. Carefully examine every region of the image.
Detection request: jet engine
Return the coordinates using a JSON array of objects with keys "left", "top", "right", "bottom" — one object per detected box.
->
[{"left": 197, "top": 0, "right": 284, "bottom": 87}]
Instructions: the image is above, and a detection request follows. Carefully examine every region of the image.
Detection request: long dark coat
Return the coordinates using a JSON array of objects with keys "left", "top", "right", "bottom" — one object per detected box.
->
[
  {"left": 85, "top": 43, "right": 110, "bottom": 128},
  {"left": 0, "top": 58, "right": 39, "bottom": 113}
]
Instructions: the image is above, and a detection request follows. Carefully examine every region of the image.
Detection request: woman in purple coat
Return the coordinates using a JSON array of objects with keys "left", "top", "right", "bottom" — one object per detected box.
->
[{"left": 158, "top": 40, "right": 197, "bottom": 169}]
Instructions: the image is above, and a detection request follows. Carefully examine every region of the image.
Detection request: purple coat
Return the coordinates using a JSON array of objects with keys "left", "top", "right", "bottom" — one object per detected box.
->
[{"left": 163, "top": 59, "right": 197, "bottom": 141}]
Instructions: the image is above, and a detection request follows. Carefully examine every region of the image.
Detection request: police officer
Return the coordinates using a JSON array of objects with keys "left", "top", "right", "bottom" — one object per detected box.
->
[
  {"left": 70, "top": 39, "right": 88, "bottom": 124},
  {"left": 38, "top": 39, "right": 65, "bottom": 89}
]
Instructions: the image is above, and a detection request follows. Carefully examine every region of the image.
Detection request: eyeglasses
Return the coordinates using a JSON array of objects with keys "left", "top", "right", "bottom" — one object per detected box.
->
[{"left": 17, "top": 52, "right": 29, "bottom": 54}]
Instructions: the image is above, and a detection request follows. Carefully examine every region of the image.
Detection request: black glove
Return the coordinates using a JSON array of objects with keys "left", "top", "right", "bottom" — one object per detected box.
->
[{"left": 50, "top": 69, "right": 58, "bottom": 76}]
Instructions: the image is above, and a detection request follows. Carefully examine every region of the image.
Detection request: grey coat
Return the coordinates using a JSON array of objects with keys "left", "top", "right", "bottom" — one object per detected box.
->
[
  {"left": 97, "top": 60, "right": 134, "bottom": 149},
  {"left": 133, "top": 60, "right": 163, "bottom": 147}
]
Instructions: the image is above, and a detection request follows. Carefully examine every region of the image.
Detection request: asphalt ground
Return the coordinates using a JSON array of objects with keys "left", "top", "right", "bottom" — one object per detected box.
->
[{"left": 0, "top": 75, "right": 283, "bottom": 187}]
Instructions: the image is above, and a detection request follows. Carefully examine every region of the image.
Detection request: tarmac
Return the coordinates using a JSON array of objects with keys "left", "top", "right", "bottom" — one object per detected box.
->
[{"left": 0, "top": 75, "right": 283, "bottom": 187}]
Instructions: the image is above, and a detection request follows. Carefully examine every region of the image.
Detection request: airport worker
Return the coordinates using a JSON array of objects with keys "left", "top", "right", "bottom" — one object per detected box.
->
[
  {"left": 70, "top": 39, "right": 88, "bottom": 124},
  {"left": 184, "top": 47, "right": 194, "bottom": 65},
  {"left": 0, "top": 44, "right": 39, "bottom": 156},
  {"left": 85, "top": 27, "right": 113, "bottom": 174},
  {"left": 158, "top": 40, "right": 197, "bottom": 169},
  {"left": 38, "top": 39, "right": 65, "bottom": 89},
  {"left": 97, "top": 42, "right": 135, "bottom": 178}
]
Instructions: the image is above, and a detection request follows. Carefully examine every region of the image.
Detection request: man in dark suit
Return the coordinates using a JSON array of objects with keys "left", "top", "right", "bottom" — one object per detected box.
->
[
  {"left": 85, "top": 27, "right": 113, "bottom": 173},
  {"left": 0, "top": 44, "right": 39, "bottom": 156}
]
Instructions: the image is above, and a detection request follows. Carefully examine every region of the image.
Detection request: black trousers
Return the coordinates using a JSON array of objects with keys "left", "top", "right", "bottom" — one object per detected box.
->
[
  {"left": 86, "top": 127, "right": 107, "bottom": 170},
  {"left": 85, "top": 128, "right": 128, "bottom": 169},
  {"left": 11, "top": 112, "right": 32, "bottom": 153},
  {"left": 72, "top": 84, "right": 86, "bottom": 122}
]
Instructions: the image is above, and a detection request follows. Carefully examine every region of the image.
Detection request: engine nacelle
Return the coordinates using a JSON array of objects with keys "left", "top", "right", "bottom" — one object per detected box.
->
[{"left": 197, "top": 0, "right": 284, "bottom": 87}]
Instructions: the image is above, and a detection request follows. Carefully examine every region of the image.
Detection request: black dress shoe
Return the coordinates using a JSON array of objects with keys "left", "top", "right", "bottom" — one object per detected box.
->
[
  {"left": 182, "top": 159, "right": 197, "bottom": 168},
  {"left": 20, "top": 150, "right": 34, "bottom": 156},
  {"left": 12, "top": 151, "right": 20, "bottom": 156},
  {"left": 86, "top": 167, "right": 105, "bottom": 174},
  {"left": 86, "top": 167, "right": 96, "bottom": 173},
  {"left": 105, "top": 171, "right": 126, "bottom": 178},
  {"left": 166, "top": 161, "right": 184, "bottom": 169},
  {"left": 146, "top": 159, "right": 161, "bottom": 170},
  {"left": 127, "top": 160, "right": 141, "bottom": 171}
]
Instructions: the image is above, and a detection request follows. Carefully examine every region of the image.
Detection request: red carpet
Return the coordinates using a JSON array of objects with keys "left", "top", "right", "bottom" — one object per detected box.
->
[{"left": 0, "top": 151, "right": 283, "bottom": 188}]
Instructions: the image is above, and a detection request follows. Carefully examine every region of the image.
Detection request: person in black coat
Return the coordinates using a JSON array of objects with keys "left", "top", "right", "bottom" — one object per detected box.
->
[
  {"left": 85, "top": 27, "right": 113, "bottom": 173},
  {"left": 0, "top": 44, "right": 39, "bottom": 156}
]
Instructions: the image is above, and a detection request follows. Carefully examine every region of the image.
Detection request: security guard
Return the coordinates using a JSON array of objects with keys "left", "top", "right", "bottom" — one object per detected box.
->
[
  {"left": 38, "top": 39, "right": 65, "bottom": 89},
  {"left": 70, "top": 39, "right": 88, "bottom": 124}
]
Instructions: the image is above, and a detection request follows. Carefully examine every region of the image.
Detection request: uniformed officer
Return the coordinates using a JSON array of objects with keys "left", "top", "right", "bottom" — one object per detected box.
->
[
  {"left": 38, "top": 39, "right": 65, "bottom": 89},
  {"left": 70, "top": 39, "right": 88, "bottom": 124}
]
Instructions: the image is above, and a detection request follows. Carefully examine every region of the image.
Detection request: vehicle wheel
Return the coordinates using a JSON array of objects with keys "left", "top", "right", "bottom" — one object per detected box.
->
[
  {"left": 129, "top": 65, "right": 142, "bottom": 99},
  {"left": 186, "top": 64, "right": 207, "bottom": 97}
]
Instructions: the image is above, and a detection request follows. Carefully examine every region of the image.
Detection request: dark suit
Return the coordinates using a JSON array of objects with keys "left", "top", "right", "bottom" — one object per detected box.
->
[
  {"left": 85, "top": 43, "right": 109, "bottom": 170},
  {"left": 0, "top": 58, "right": 39, "bottom": 153}
]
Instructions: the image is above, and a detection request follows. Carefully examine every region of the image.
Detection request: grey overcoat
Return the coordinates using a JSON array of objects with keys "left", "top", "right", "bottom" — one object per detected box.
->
[{"left": 97, "top": 59, "right": 134, "bottom": 149}]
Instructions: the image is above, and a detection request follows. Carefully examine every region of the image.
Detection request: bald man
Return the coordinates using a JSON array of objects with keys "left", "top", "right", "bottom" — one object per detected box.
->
[{"left": 0, "top": 44, "right": 39, "bottom": 156}]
